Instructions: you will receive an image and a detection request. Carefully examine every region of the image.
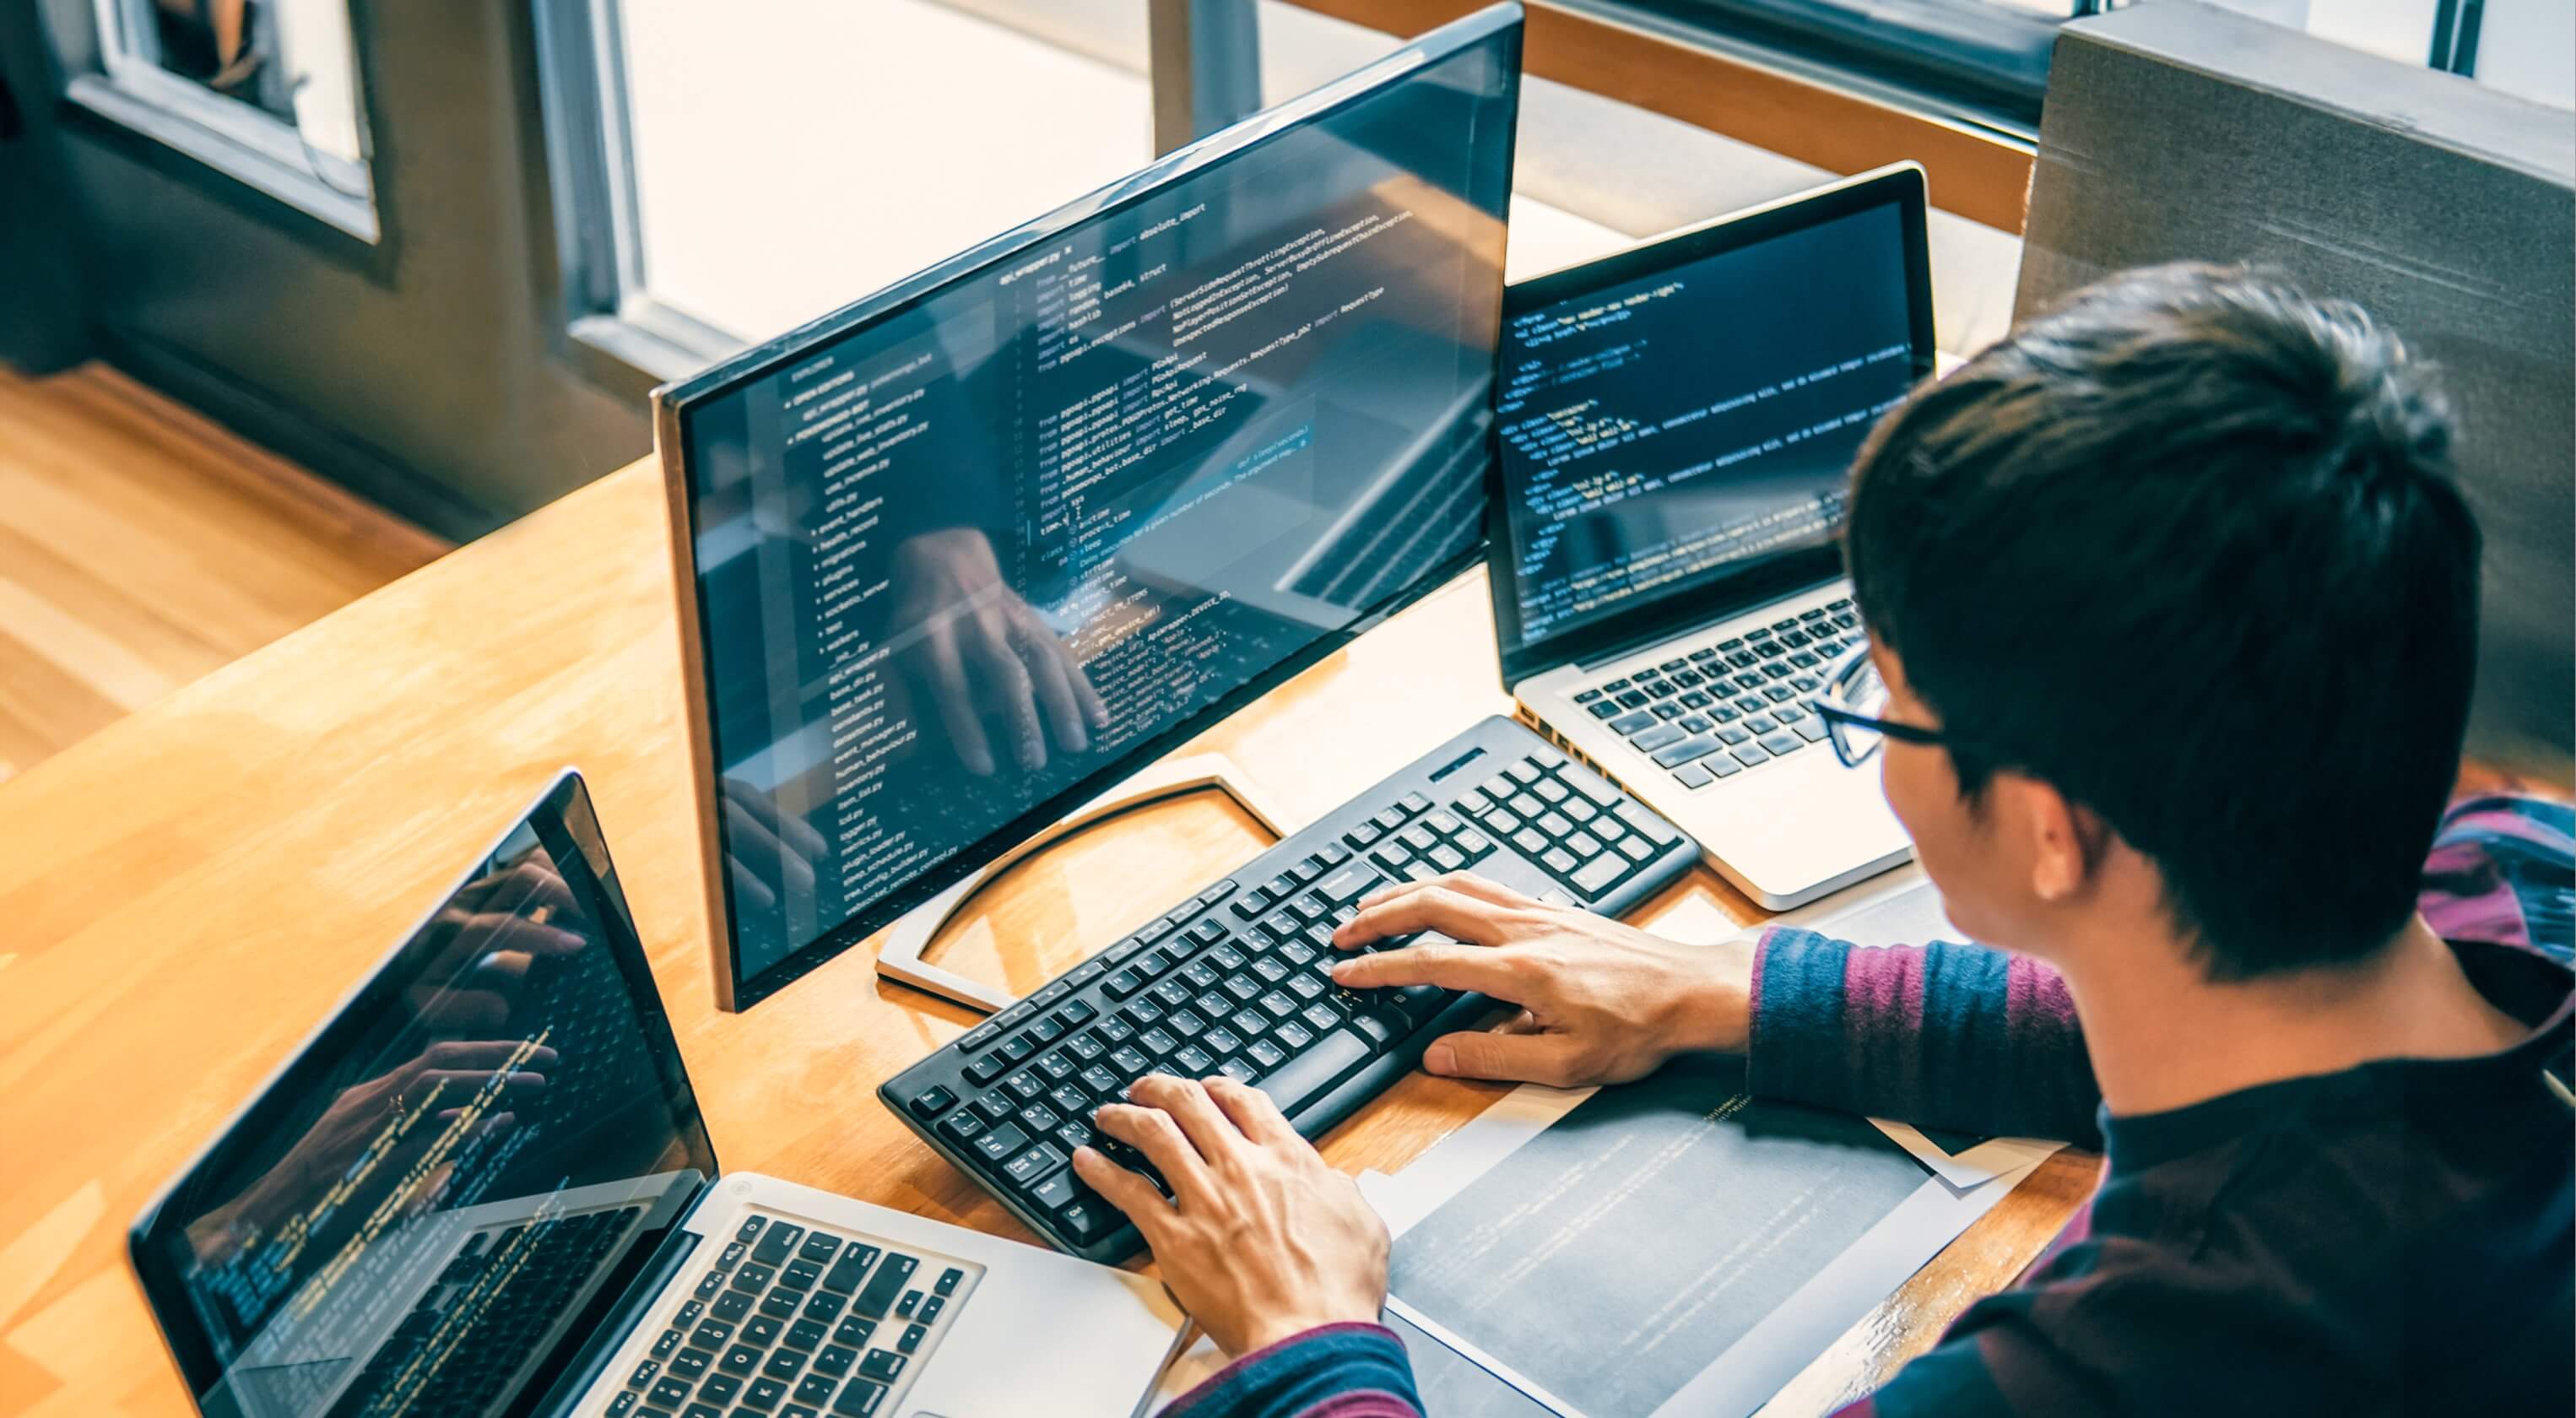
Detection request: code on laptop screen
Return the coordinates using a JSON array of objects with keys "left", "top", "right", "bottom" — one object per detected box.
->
[{"left": 1495, "top": 201, "right": 1916, "bottom": 651}]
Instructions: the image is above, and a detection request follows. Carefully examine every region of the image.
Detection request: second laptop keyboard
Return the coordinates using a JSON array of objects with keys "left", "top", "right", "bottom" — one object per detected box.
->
[
  {"left": 1572, "top": 598, "right": 1864, "bottom": 789},
  {"left": 879, "top": 716, "right": 1701, "bottom": 1263}
]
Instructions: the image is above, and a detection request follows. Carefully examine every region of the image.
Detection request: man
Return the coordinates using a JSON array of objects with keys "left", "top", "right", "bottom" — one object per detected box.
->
[{"left": 1064, "top": 265, "right": 2576, "bottom": 1415}]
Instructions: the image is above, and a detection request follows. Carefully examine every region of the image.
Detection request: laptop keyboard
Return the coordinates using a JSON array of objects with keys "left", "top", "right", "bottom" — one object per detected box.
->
[
  {"left": 880, "top": 717, "right": 1701, "bottom": 1263},
  {"left": 607, "top": 1215, "right": 975, "bottom": 1418},
  {"left": 1571, "top": 599, "right": 1863, "bottom": 789}
]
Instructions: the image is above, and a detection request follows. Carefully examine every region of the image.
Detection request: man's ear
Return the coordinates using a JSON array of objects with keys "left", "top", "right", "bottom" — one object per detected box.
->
[{"left": 1997, "top": 773, "right": 2103, "bottom": 904}]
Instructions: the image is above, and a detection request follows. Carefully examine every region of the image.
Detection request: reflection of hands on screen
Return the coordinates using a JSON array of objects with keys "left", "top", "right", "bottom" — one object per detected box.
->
[
  {"left": 890, "top": 528, "right": 1109, "bottom": 776},
  {"left": 404, "top": 863, "right": 588, "bottom": 1033},
  {"left": 719, "top": 778, "right": 826, "bottom": 914},
  {"left": 187, "top": 1041, "right": 555, "bottom": 1262}
]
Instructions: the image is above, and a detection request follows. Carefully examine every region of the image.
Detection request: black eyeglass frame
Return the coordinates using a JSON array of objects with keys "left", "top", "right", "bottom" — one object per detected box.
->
[{"left": 1805, "top": 642, "right": 1946, "bottom": 768}]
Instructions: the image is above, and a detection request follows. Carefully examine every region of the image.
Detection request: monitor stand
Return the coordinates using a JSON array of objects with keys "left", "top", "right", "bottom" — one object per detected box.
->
[{"left": 874, "top": 754, "right": 1298, "bottom": 1015}]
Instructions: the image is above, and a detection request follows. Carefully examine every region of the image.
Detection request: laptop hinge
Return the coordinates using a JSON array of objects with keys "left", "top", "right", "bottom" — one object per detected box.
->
[{"left": 530, "top": 1214, "right": 705, "bottom": 1416}]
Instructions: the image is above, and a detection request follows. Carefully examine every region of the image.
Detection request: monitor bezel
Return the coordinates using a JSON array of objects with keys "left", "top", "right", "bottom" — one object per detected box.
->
[
  {"left": 1481, "top": 162, "right": 1935, "bottom": 689},
  {"left": 652, "top": 5, "right": 1525, "bottom": 1011},
  {"left": 124, "top": 769, "right": 722, "bottom": 1409}
]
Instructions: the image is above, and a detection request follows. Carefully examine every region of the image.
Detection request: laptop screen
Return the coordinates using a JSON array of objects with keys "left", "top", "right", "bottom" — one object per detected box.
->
[
  {"left": 130, "top": 776, "right": 717, "bottom": 1418},
  {"left": 1490, "top": 180, "right": 1927, "bottom": 667}
]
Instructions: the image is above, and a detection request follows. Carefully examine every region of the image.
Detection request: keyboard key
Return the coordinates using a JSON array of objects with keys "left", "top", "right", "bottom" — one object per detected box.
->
[
  {"left": 761, "top": 1289, "right": 804, "bottom": 1318},
  {"left": 852, "top": 1253, "right": 917, "bottom": 1318},
  {"left": 1761, "top": 731, "right": 1801, "bottom": 755},
  {"left": 712, "top": 1291, "right": 753, "bottom": 1322},
  {"left": 903, "top": 1085, "right": 954, "bottom": 1119},
  {"left": 650, "top": 1377, "right": 694, "bottom": 1407},
  {"left": 731, "top": 1264, "right": 774, "bottom": 1293},
  {"left": 934, "top": 1267, "right": 964, "bottom": 1296},
  {"left": 764, "top": 1349, "right": 807, "bottom": 1380},
  {"left": 803, "top": 1291, "right": 845, "bottom": 1323},
  {"left": 1033, "top": 1166, "right": 1082, "bottom": 1210},
  {"left": 1541, "top": 847, "right": 1579, "bottom": 875},
  {"left": 781, "top": 1259, "right": 821, "bottom": 1291},
  {"left": 1651, "top": 735, "right": 1718, "bottom": 768},
  {"left": 1316, "top": 863, "right": 1379, "bottom": 904},
  {"left": 1631, "top": 723, "right": 1684, "bottom": 752},
  {"left": 832, "top": 1377, "right": 889, "bottom": 1415},
  {"left": 1004, "top": 1143, "right": 1070, "bottom": 1188},
  {"left": 1572, "top": 855, "right": 1626, "bottom": 896},
  {"left": 1615, "top": 801, "right": 1680, "bottom": 846},
  {"left": 1733, "top": 744, "right": 1772, "bottom": 766},
  {"left": 1795, "top": 717, "right": 1832, "bottom": 743},
  {"left": 971, "top": 1123, "right": 1029, "bottom": 1162},
  {"left": 1673, "top": 762, "right": 1713, "bottom": 787},
  {"left": 1255, "top": 1026, "right": 1373, "bottom": 1112},
  {"left": 700, "top": 1373, "right": 742, "bottom": 1406},
  {"left": 750, "top": 1223, "right": 804, "bottom": 1266},
  {"left": 900, "top": 1322, "right": 928, "bottom": 1354}
]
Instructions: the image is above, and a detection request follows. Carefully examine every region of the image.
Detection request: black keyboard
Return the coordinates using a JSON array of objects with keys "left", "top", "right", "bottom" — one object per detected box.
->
[
  {"left": 609, "top": 1215, "right": 974, "bottom": 1418},
  {"left": 1569, "top": 598, "right": 1864, "bottom": 790},
  {"left": 879, "top": 717, "right": 1701, "bottom": 1263}
]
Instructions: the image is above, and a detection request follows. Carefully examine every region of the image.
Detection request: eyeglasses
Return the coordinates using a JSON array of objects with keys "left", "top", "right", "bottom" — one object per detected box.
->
[{"left": 1806, "top": 642, "right": 1947, "bottom": 768}]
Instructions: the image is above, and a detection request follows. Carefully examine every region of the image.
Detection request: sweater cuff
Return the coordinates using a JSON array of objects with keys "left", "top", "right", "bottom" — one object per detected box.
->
[
  {"left": 1165, "top": 1322, "right": 1421, "bottom": 1418},
  {"left": 1746, "top": 925, "right": 1863, "bottom": 1112}
]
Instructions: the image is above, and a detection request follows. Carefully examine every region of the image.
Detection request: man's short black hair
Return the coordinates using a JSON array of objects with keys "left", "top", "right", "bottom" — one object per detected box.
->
[{"left": 1845, "top": 263, "right": 2478, "bottom": 980}]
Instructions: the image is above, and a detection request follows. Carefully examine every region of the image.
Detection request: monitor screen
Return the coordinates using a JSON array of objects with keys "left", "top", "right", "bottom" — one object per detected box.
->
[
  {"left": 131, "top": 777, "right": 716, "bottom": 1418},
  {"left": 1493, "top": 193, "right": 1921, "bottom": 658},
  {"left": 668, "top": 17, "right": 1520, "bottom": 1004}
]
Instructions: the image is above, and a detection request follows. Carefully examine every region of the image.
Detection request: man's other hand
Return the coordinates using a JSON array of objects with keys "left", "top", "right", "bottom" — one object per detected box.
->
[
  {"left": 1076, "top": 1074, "right": 1388, "bottom": 1357},
  {"left": 890, "top": 528, "right": 1109, "bottom": 775},
  {"left": 1329, "top": 873, "right": 1753, "bottom": 1087}
]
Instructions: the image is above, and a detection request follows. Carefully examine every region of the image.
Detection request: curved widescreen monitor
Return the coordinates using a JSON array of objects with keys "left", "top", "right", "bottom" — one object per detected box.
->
[{"left": 654, "top": 5, "right": 1523, "bottom": 1009}]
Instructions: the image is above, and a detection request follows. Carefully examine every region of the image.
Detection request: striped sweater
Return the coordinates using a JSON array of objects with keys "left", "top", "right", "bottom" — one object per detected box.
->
[{"left": 1166, "top": 793, "right": 2576, "bottom": 1418}]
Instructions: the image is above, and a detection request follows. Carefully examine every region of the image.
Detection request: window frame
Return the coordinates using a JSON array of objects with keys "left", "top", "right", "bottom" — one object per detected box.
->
[{"left": 69, "top": 0, "right": 379, "bottom": 241}]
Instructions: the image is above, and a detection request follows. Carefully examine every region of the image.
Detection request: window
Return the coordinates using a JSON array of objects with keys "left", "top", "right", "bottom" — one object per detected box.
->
[
  {"left": 538, "top": 0, "right": 1166, "bottom": 379},
  {"left": 1578, "top": 0, "right": 2571, "bottom": 135},
  {"left": 69, "top": 0, "right": 377, "bottom": 238}
]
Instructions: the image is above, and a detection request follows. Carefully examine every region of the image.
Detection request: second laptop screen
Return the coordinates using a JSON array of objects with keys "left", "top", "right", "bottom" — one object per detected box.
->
[
  {"left": 681, "top": 36, "right": 1516, "bottom": 995},
  {"left": 1495, "top": 199, "right": 1916, "bottom": 653}
]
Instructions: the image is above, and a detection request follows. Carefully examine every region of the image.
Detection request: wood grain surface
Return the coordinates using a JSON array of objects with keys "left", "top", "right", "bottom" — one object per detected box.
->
[
  {"left": 0, "top": 362, "right": 447, "bottom": 784},
  {"left": 0, "top": 458, "right": 2091, "bottom": 1416}
]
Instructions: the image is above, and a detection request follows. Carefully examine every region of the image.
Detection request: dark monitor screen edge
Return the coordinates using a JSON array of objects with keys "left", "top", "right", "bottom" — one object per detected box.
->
[{"left": 657, "top": 6, "right": 1525, "bottom": 1010}]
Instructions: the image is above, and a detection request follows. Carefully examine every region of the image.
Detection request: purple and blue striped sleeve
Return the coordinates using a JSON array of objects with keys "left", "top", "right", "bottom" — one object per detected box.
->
[
  {"left": 1163, "top": 1323, "right": 1423, "bottom": 1418},
  {"left": 1745, "top": 926, "right": 2100, "bottom": 1144}
]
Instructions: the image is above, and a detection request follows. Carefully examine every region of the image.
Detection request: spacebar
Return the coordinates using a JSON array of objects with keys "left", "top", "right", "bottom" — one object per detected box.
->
[{"left": 1255, "top": 1029, "right": 1376, "bottom": 1116}]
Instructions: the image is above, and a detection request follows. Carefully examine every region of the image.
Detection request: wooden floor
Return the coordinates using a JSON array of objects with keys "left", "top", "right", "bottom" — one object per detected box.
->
[{"left": 0, "top": 362, "right": 449, "bottom": 784}]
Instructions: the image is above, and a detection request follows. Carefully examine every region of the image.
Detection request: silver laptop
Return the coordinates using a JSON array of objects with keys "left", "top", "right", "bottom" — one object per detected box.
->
[
  {"left": 128, "top": 771, "right": 1183, "bottom": 1418},
  {"left": 1485, "top": 166, "right": 1931, "bottom": 908}
]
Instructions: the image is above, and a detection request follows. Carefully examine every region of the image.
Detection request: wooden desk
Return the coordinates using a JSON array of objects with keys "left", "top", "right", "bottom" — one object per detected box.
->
[{"left": 0, "top": 460, "right": 2094, "bottom": 1416}]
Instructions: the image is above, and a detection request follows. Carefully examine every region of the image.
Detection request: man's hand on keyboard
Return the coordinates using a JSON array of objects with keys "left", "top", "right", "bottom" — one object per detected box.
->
[
  {"left": 1074, "top": 1073, "right": 1388, "bottom": 1357},
  {"left": 1328, "top": 873, "right": 1753, "bottom": 1088}
]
